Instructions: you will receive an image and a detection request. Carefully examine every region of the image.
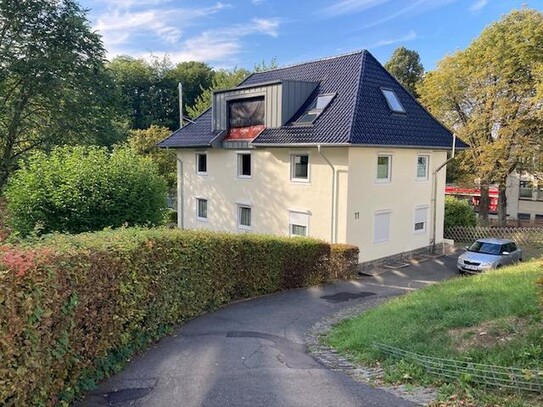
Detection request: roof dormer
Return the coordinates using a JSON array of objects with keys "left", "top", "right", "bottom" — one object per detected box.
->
[{"left": 212, "top": 80, "right": 318, "bottom": 132}]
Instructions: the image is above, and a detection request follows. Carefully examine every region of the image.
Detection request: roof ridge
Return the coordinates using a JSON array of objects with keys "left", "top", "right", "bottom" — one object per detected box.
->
[
  {"left": 347, "top": 50, "right": 368, "bottom": 143},
  {"left": 249, "top": 49, "right": 366, "bottom": 75}
]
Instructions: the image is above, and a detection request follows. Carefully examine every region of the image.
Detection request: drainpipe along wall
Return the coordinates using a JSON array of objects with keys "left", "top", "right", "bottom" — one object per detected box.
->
[
  {"left": 317, "top": 145, "right": 337, "bottom": 243},
  {"left": 177, "top": 154, "right": 184, "bottom": 229},
  {"left": 430, "top": 134, "right": 456, "bottom": 253}
]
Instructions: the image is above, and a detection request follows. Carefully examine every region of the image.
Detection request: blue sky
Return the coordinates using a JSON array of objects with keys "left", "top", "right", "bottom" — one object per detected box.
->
[{"left": 80, "top": 0, "right": 541, "bottom": 71}]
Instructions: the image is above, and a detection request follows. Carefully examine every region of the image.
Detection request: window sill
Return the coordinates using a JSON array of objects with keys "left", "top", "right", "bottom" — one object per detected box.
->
[
  {"left": 373, "top": 239, "right": 390, "bottom": 245},
  {"left": 290, "top": 178, "right": 310, "bottom": 184},
  {"left": 196, "top": 217, "right": 208, "bottom": 223},
  {"left": 196, "top": 172, "right": 208, "bottom": 176},
  {"left": 375, "top": 179, "right": 391, "bottom": 185},
  {"left": 237, "top": 175, "right": 252, "bottom": 180}
]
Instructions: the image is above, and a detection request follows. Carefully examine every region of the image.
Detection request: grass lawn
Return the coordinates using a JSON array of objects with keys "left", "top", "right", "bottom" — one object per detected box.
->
[{"left": 326, "top": 261, "right": 543, "bottom": 406}]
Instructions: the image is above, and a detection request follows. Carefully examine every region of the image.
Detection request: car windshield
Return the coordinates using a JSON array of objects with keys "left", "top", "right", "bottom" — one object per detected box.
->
[{"left": 467, "top": 241, "right": 501, "bottom": 255}]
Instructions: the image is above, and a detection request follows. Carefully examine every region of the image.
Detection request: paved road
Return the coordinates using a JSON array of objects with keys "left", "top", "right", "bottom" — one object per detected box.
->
[{"left": 78, "top": 254, "right": 459, "bottom": 407}]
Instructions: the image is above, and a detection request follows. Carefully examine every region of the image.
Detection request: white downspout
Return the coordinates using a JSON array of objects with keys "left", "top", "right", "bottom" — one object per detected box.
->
[
  {"left": 176, "top": 155, "right": 184, "bottom": 229},
  {"left": 431, "top": 134, "right": 456, "bottom": 253},
  {"left": 318, "top": 145, "right": 336, "bottom": 243}
]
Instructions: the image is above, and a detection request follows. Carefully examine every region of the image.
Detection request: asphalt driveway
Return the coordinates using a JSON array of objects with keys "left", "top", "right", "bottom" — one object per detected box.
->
[{"left": 78, "top": 253, "right": 459, "bottom": 407}]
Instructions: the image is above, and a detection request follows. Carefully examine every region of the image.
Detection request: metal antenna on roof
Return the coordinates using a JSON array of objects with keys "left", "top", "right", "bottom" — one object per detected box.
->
[{"left": 178, "top": 82, "right": 183, "bottom": 128}]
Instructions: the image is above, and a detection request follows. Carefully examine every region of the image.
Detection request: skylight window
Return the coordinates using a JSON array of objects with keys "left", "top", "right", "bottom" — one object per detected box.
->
[
  {"left": 381, "top": 89, "right": 405, "bottom": 113},
  {"left": 294, "top": 93, "right": 336, "bottom": 125}
]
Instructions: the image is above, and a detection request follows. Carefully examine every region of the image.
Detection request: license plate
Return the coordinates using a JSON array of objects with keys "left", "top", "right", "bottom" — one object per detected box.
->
[{"left": 464, "top": 265, "right": 479, "bottom": 271}]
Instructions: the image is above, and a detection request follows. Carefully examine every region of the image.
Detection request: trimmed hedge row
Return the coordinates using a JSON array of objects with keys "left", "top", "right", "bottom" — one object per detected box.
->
[{"left": 0, "top": 228, "right": 358, "bottom": 405}]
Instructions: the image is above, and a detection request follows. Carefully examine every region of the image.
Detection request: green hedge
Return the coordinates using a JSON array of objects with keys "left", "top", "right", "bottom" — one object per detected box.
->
[
  {"left": 444, "top": 195, "right": 477, "bottom": 229},
  {"left": 329, "top": 244, "right": 360, "bottom": 279},
  {"left": 0, "top": 228, "right": 356, "bottom": 405}
]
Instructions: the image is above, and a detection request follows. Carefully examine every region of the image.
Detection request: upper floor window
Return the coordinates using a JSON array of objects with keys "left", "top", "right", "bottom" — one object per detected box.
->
[
  {"left": 229, "top": 97, "right": 264, "bottom": 128},
  {"left": 376, "top": 154, "right": 392, "bottom": 182},
  {"left": 196, "top": 153, "right": 207, "bottom": 175},
  {"left": 237, "top": 153, "right": 252, "bottom": 178},
  {"left": 417, "top": 155, "right": 429, "bottom": 180},
  {"left": 381, "top": 88, "right": 405, "bottom": 113},
  {"left": 291, "top": 154, "right": 309, "bottom": 181},
  {"left": 294, "top": 93, "right": 336, "bottom": 125}
]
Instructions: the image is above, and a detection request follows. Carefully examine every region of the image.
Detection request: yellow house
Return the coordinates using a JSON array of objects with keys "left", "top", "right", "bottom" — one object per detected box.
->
[{"left": 159, "top": 51, "right": 467, "bottom": 264}]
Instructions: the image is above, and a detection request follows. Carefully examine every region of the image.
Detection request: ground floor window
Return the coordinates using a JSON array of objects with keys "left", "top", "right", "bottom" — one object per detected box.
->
[
  {"left": 289, "top": 211, "right": 309, "bottom": 237},
  {"left": 374, "top": 211, "right": 391, "bottom": 243},
  {"left": 196, "top": 198, "right": 208, "bottom": 220},
  {"left": 238, "top": 205, "right": 252, "bottom": 229},
  {"left": 414, "top": 206, "right": 428, "bottom": 232}
]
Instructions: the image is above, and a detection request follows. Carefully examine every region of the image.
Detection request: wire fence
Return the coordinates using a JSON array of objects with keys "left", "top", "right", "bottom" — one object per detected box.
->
[
  {"left": 374, "top": 343, "right": 543, "bottom": 393},
  {"left": 444, "top": 226, "right": 543, "bottom": 245}
]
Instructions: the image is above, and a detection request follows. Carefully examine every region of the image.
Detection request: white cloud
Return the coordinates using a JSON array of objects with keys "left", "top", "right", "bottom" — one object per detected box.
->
[
  {"left": 361, "top": 30, "right": 417, "bottom": 49},
  {"left": 94, "top": 2, "right": 229, "bottom": 49},
  {"left": 136, "top": 18, "right": 281, "bottom": 65},
  {"left": 318, "top": 0, "right": 389, "bottom": 18},
  {"left": 469, "top": 0, "right": 488, "bottom": 11},
  {"left": 251, "top": 0, "right": 265, "bottom": 5}
]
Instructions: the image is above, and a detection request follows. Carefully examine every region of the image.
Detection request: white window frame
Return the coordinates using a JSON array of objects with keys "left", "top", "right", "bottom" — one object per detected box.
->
[
  {"left": 237, "top": 204, "right": 252, "bottom": 230},
  {"left": 413, "top": 205, "right": 428, "bottom": 234},
  {"left": 196, "top": 197, "right": 208, "bottom": 222},
  {"left": 288, "top": 210, "right": 310, "bottom": 237},
  {"left": 376, "top": 154, "right": 392, "bottom": 183},
  {"left": 416, "top": 154, "right": 430, "bottom": 181},
  {"left": 195, "top": 152, "right": 207, "bottom": 176},
  {"left": 237, "top": 152, "right": 252, "bottom": 179},
  {"left": 290, "top": 153, "right": 310, "bottom": 183},
  {"left": 373, "top": 210, "right": 392, "bottom": 244}
]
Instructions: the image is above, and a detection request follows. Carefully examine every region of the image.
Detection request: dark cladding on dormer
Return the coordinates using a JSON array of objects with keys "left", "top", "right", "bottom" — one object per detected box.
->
[{"left": 228, "top": 97, "right": 265, "bottom": 128}]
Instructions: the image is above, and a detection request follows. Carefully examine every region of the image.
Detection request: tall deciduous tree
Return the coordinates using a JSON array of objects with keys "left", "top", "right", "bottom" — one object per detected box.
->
[
  {"left": 419, "top": 8, "right": 543, "bottom": 225},
  {"left": 0, "top": 0, "right": 120, "bottom": 189},
  {"left": 108, "top": 57, "right": 214, "bottom": 130},
  {"left": 187, "top": 68, "right": 250, "bottom": 119},
  {"left": 384, "top": 47, "right": 424, "bottom": 97}
]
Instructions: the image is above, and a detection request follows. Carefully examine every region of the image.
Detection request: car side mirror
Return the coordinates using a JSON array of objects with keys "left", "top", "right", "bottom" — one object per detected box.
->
[
  {"left": 501, "top": 251, "right": 509, "bottom": 255},
  {"left": 464, "top": 246, "right": 469, "bottom": 250}
]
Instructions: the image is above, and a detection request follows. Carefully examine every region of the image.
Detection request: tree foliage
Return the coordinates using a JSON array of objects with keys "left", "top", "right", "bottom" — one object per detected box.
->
[
  {"left": 444, "top": 196, "right": 477, "bottom": 229},
  {"left": 384, "top": 46, "right": 424, "bottom": 97},
  {"left": 187, "top": 68, "right": 250, "bottom": 119},
  {"left": 0, "top": 0, "right": 122, "bottom": 190},
  {"left": 108, "top": 56, "right": 214, "bottom": 130},
  {"left": 5, "top": 146, "right": 167, "bottom": 236},
  {"left": 418, "top": 8, "right": 543, "bottom": 224},
  {"left": 125, "top": 125, "right": 176, "bottom": 189}
]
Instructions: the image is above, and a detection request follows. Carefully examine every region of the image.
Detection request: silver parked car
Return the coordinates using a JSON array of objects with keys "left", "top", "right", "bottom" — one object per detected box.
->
[{"left": 457, "top": 238, "right": 522, "bottom": 274}]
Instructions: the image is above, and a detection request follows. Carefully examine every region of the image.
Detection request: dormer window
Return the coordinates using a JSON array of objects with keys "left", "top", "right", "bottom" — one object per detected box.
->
[
  {"left": 381, "top": 88, "right": 405, "bottom": 113},
  {"left": 228, "top": 97, "right": 264, "bottom": 128},
  {"left": 294, "top": 93, "right": 336, "bottom": 125}
]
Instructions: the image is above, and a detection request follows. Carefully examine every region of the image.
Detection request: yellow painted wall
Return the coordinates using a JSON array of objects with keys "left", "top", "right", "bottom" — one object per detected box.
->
[
  {"left": 177, "top": 147, "right": 349, "bottom": 241},
  {"left": 176, "top": 146, "right": 447, "bottom": 263},
  {"left": 346, "top": 148, "right": 447, "bottom": 262}
]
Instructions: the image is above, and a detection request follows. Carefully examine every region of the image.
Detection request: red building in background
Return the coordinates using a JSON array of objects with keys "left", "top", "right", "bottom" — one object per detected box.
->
[{"left": 445, "top": 186, "right": 499, "bottom": 213}]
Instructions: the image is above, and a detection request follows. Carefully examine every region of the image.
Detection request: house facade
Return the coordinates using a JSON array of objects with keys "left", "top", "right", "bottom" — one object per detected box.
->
[{"left": 159, "top": 51, "right": 466, "bottom": 263}]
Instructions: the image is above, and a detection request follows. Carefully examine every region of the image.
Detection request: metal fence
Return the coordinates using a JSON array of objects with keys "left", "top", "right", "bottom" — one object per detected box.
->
[
  {"left": 375, "top": 343, "right": 543, "bottom": 393},
  {"left": 444, "top": 226, "right": 543, "bottom": 245}
]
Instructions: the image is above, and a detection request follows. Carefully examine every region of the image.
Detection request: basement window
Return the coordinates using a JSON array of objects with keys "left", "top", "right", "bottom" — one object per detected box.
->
[
  {"left": 381, "top": 88, "right": 405, "bottom": 113},
  {"left": 294, "top": 93, "right": 336, "bottom": 125}
]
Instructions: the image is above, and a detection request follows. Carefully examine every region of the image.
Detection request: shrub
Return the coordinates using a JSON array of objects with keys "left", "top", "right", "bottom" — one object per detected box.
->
[
  {"left": 4, "top": 146, "right": 167, "bottom": 236},
  {"left": 0, "top": 228, "right": 333, "bottom": 405},
  {"left": 329, "top": 244, "right": 359, "bottom": 279},
  {"left": 444, "top": 195, "right": 476, "bottom": 229}
]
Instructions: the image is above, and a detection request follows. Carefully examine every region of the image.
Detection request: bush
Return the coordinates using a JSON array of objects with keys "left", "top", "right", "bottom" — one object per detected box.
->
[
  {"left": 4, "top": 146, "right": 167, "bottom": 236},
  {"left": 329, "top": 244, "right": 359, "bottom": 279},
  {"left": 444, "top": 195, "right": 476, "bottom": 229},
  {"left": 0, "top": 228, "right": 335, "bottom": 405}
]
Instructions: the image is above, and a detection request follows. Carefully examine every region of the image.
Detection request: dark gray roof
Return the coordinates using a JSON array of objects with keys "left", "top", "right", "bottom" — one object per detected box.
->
[{"left": 158, "top": 50, "right": 467, "bottom": 150}]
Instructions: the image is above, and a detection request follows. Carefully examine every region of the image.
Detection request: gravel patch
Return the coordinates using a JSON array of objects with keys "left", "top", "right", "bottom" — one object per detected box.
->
[{"left": 305, "top": 295, "right": 438, "bottom": 406}]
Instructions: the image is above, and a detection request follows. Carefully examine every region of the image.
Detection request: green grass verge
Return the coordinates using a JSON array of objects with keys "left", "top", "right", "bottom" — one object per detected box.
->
[{"left": 326, "top": 261, "right": 543, "bottom": 406}]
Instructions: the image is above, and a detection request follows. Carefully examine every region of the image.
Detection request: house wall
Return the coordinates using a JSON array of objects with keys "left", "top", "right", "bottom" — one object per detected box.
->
[
  {"left": 176, "top": 147, "right": 349, "bottom": 241},
  {"left": 176, "top": 147, "right": 447, "bottom": 263},
  {"left": 345, "top": 148, "right": 447, "bottom": 262}
]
